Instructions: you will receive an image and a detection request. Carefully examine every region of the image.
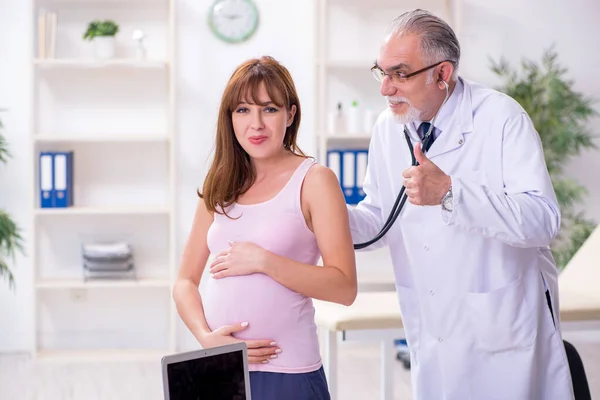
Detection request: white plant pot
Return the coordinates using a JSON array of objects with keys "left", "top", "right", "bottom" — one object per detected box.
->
[{"left": 93, "top": 36, "right": 116, "bottom": 59}]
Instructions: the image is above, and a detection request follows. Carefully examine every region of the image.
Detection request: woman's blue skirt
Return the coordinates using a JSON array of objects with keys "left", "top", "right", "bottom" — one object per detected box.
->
[{"left": 249, "top": 366, "right": 330, "bottom": 400}]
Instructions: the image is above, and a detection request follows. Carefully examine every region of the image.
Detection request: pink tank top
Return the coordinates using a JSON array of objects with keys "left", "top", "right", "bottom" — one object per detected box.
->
[{"left": 203, "top": 158, "right": 322, "bottom": 373}]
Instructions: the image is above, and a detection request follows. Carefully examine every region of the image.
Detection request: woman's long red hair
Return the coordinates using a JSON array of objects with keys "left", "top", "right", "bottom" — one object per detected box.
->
[{"left": 198, "top": 56, "right": 305, "bottom": 216}]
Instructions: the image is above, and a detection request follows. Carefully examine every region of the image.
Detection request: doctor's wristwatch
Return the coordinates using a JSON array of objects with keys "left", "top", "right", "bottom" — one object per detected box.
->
[{"left": 441, "top": 185, "right": 453, "bottom": 212}]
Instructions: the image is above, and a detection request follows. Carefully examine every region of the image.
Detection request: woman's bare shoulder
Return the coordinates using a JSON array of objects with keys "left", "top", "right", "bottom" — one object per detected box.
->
[{"left": 304, "top": 162, "right": 342, "bottom": 194}]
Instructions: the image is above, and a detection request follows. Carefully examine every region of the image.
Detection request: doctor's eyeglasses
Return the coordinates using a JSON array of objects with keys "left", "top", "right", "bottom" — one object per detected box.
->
[{"left": 371, "top": 60, "right": 452, "bottom": 84}]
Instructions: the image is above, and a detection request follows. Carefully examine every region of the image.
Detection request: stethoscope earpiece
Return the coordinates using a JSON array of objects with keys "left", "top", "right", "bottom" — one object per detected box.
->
[{"left": 438, "top": 79, "right": 449, "bottom": 92}]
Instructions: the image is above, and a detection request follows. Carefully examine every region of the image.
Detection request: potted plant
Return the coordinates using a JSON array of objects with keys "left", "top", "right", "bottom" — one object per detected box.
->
[
  {"left": 0, "top": 114, "right": 24, "bottom": 290},
  {"left": 490, "top": 48, "right": 598, "bottom": 270},
  {"left": 83, "top": 19, "right": 119, "bottom": 59}
]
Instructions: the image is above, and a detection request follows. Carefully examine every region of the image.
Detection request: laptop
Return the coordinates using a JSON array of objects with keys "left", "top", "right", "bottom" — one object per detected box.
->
[{"left": 161, "top": 342, "right": 252, "bottom": 400}]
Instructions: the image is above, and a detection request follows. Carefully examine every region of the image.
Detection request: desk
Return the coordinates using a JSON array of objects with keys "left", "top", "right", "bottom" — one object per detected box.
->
[{"left": 314, "top": 292, "right": 402, "bottom": 400}]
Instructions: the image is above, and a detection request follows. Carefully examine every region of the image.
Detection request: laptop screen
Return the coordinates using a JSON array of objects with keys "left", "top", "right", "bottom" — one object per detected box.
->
[{"left": 166, "top": 349, "right": 248, "bottom": 400}]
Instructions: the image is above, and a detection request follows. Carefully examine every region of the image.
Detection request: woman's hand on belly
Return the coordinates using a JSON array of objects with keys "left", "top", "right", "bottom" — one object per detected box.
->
[
  {"left": 200, "top": 321, "right": 281, "bottom": 364},
  {"left": 210, "top": 241, "right": 268, "bottom": 278}
]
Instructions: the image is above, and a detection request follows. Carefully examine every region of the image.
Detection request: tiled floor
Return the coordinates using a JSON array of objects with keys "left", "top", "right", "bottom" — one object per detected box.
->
[{"left": 1, "top": 330, "right": 598, "bottom": 399}]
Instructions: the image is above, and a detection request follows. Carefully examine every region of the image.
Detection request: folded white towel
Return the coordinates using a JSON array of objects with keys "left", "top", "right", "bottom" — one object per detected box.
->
[{"left": 82, "top": 242, "right": 132, "bottom": 258}]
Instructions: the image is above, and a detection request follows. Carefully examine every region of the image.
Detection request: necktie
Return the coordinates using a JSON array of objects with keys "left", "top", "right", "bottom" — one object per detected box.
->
[{"left": 418, "top": 122, "right": 436, "bottom": 153}]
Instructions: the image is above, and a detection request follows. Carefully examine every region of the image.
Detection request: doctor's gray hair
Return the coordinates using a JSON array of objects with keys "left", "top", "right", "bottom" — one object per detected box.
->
[{"left": 387, "top": 9, "right": 460, "bottom": 81}]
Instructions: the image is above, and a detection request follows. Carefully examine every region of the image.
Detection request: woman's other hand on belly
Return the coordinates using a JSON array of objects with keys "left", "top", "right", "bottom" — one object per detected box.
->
[
  {"left": 200, "top": 321, "right": 282, "bottom": 364},
  {"left": 209, "top": 241, "right": 269, "bottom": 278}
]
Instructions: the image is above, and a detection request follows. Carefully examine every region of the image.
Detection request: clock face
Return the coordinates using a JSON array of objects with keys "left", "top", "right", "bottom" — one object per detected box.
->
[{"left": 208, "top": 0, "right": 259, "bottom": 44}]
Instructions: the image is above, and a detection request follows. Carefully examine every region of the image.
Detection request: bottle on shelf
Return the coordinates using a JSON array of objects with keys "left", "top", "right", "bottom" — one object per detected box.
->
[
  {"left": 327, "top": 102, "right": 347, "bottom": 136},
  {"left": 347, "top": 100, "right": 361, "bottom": 135}
]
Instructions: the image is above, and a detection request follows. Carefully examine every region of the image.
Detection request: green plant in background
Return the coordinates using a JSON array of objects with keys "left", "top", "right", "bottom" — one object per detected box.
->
[
  {"left": 490, "top": 47, "right": 598, "bottom": 270},
  {"left": 0, "top": 117, "right": 24, "bottom": 289},
  {"left": 83, "top": 19, "right": 119, "bottom": 40}
]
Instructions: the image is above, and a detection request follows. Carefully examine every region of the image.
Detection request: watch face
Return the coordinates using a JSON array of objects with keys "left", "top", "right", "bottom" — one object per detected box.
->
[
  {"left": 208, "top": 0, "right": 259, "bottom": 44},
  {"left": 443, "top": 196, "right": 453, "bottom": 211}
]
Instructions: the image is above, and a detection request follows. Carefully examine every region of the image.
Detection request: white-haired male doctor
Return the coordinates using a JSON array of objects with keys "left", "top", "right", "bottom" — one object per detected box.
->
[{"left": 348, "top": 8, "right": 575, "bottom": 400}]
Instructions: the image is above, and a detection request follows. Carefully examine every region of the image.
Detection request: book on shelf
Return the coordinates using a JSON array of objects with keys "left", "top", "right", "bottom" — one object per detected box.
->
[{"left": 37, "top": 9, "right": 57, "bottom": 59}]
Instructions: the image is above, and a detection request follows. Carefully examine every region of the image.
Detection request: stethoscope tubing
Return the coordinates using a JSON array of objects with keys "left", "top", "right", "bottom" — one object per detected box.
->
[{"left": 353, "top": 81, "right": 450, "bottom": 250}]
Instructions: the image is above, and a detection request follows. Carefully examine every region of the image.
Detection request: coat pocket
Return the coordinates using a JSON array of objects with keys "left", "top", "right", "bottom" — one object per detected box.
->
[
  {"left": 464, "top": 275, "right": 536, "bottom": 353},
  {"left": 395, "top": 285, "right": 422, "bottom": 350}
]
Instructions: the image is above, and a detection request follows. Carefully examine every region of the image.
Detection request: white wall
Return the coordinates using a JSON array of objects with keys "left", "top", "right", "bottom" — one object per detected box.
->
[
  {"left": 0, "top": 0, "right": 35, "bottom": 352},
  {"left": 2, "top": 0, "right": 599, "bottom": 352}
]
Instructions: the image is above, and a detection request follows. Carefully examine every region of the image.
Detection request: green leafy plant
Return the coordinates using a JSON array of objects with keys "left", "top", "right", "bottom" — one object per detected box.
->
[
  {"left": 490, "top": 47, "right": 598, "bottom": 270},
  {"left": 0, "top": 117, "right": 24, "bottom": 289},
  {"left": 83, "top": 20, "right": 119, "bottom": 41}
]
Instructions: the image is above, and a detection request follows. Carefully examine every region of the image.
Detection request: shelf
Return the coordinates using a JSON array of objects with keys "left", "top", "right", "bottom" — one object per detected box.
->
[
  {"left": 36, "top": 0, "right": 170, "bottom": 5},
  {"left": 327, "top": 0, "right": 449, "bottom": 10},
  {"left": 36, "top": 278, "right": 171, "bottom": 290},
  {"left": 30, "top": 0, "right": 178, "bottom": 360},
  {"left": 326, "top": 134, "right": 372, "bottom": 140},
  {"left": 37, "top": 0, "right": 169, "bottom": 3},
  {"left": 29, "top": 0, "right": 179, "bottom": 358},
  {"left": 34, "top": 206, "right": 171, "bottom": 216},
  {"left": 325, "top": 136, "right": 373, "bottom": 151},
  {"left": 322, "top": 60, "right": 374, "bottom": 70},
  {"left": 34, "top": 133, "right": 170, "bottom": 143},
  {"left": 325, "top": 134, "right": 373, "bottom": 148},
  {"left": 35, "top": 348, "right": 169, "bottom": 363},
  {"left": 34, "top": 58, "right": 169, "bottom": 70}
]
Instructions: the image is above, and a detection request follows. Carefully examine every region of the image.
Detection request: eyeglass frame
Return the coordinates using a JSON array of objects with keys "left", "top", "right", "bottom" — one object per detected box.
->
[{"left": 371, "top": 59, "right": 454, "bottom": 84}]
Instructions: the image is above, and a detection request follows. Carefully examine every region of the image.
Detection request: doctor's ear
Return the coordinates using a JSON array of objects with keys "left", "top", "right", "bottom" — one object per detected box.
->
[{"left": 436, "top": 62, "right": 454, "bottom": 89}]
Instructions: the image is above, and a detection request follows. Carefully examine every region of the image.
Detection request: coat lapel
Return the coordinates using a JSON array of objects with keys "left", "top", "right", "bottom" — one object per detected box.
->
[{"left": 426, "top": 79, "right": 474, "bottom": 160}]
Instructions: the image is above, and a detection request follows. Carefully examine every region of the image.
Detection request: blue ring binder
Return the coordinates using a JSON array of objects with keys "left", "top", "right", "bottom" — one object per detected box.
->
[{"left": 326, "top": 148, "right": 368, "bottom": 205}]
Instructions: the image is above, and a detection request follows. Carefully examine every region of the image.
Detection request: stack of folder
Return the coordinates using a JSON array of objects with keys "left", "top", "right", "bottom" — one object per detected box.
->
[
  {"left": 327, "top": 149, "right": 369, "bottom": 204},
  {"left": 39, "top": 151, "right": 74, "bottom": 208},
  {"left": 81, "top": 242, "right": 135, "bottom": 281}
]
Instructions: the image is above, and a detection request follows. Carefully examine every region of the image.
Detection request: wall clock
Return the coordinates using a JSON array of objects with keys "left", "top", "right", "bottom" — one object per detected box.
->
[{"left": 208, "top": 0, "right": 260, "bottom": 44}]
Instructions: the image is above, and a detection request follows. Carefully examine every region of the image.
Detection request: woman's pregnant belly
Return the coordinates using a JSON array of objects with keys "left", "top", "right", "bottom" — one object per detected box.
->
[{"left": 202, "top": 272, "right": 321, "bottom": 372}]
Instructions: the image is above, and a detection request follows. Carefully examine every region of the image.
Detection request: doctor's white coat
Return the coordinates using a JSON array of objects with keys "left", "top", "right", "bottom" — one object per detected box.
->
[{"left": 348, "top": 78, "right": 575, "bottom": 400}]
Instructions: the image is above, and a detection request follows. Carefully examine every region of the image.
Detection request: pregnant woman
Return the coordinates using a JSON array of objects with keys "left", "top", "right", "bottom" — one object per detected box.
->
[{"left": 173, "top": 55, "right": 357, "bottom": 399}]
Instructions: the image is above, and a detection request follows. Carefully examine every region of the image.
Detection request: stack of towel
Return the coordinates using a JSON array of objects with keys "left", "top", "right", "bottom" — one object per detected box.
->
[{"left": 81, "top": 242, "right": 135, "bottom": 281}]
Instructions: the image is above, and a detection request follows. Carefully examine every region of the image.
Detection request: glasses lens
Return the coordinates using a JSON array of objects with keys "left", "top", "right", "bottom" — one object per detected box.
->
[{"left": 372, "top": 68, "right": 384, "bottom": 82}]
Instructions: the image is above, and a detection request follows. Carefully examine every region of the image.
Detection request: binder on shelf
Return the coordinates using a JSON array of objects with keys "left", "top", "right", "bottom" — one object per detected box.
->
[
  {"left": 39, "top": 151, "right": 74, "bottom": 208},
  {"left": 53, "top": 151, "right": 73, "bottom": 208},
  {"left": 342, "top": 151, "right": 355, "bottom": 201},
  {"left": 355, "top": 151, "right": 368, "bottom": 199},
  {"left": 39, "top": 152, "right": 54, "bottom": 208},
  {"left": 326, "top": 148, "right": 369, "bottom": 205}
]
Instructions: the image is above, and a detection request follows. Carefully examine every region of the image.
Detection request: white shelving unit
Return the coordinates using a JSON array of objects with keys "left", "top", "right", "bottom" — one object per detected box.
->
[
  {"left": 30, "top": 0, "right": 177, "bottom": 360},
  {"left": 314, "top": 0, "right": 461, "bottom": 165}
]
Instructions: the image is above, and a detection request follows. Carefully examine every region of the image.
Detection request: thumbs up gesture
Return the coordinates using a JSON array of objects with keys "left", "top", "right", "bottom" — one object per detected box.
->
[{"left": 402, "top": 142, "right": 452, "bottom": 206}]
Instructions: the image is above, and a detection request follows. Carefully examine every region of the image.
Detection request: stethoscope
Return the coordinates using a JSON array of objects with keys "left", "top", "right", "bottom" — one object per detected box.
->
[{"left": 353, "top": 80, "right": 451, "bottom": 250}]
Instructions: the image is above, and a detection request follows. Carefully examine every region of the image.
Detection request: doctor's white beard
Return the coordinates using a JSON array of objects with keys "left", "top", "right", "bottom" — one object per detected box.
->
[
  {"left": 387, "top": 96, "right": 424, "bottom": 125},
  {"left": 387, "top": 71, "right": 434, "bottom": 124}
]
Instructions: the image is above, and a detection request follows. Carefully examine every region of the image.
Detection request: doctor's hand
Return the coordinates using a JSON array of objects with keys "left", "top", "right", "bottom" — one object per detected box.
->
[
  {"left": 402, "top": 142, "right": 451, "bottom": 206},
  {"left": 209, "top": 241, "right": 268, "bottom": 278},
  {"left": 199, "top": 322, "right": 281, "bottom": 364}
]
